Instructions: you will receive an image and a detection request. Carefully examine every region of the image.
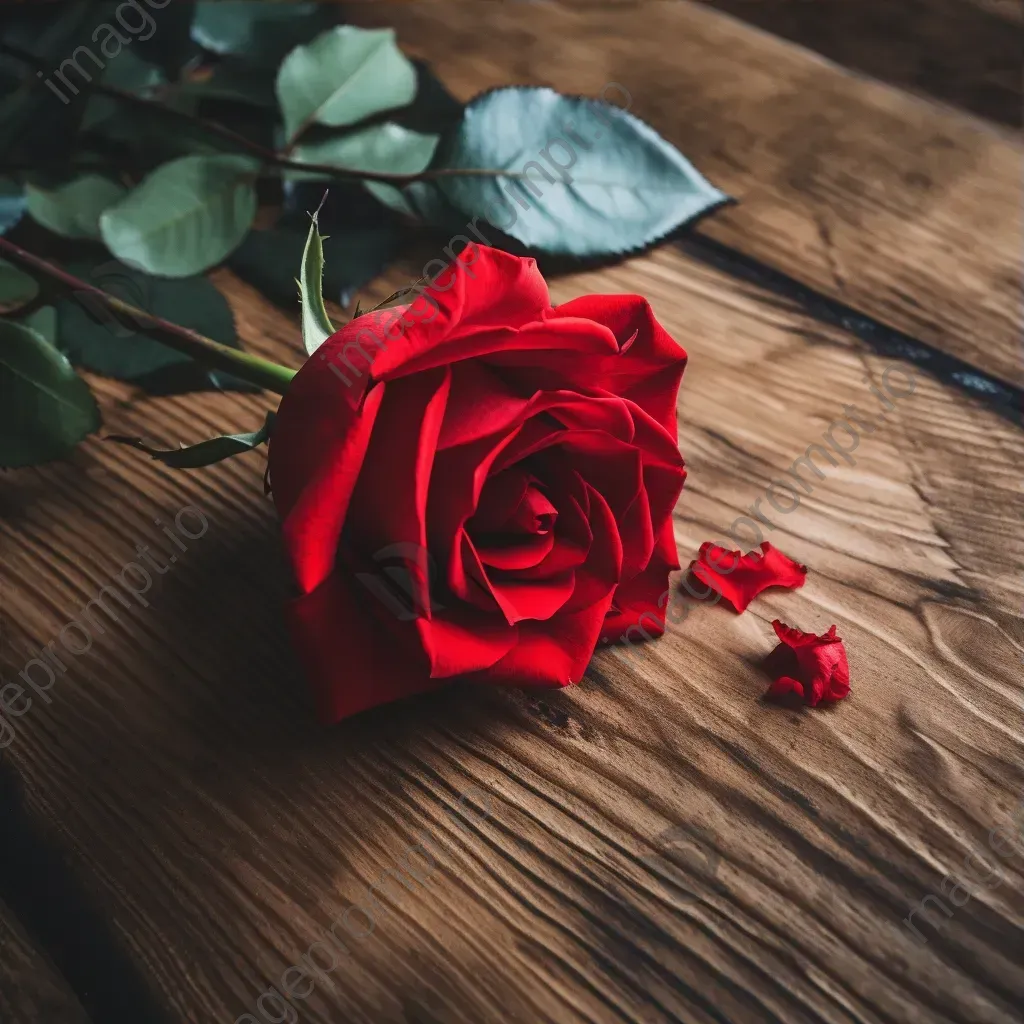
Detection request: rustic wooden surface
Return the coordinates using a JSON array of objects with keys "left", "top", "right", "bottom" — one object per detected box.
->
[
  {"left": 1, "top": 3, "right": 1022, "bottom": 1024},
  {"left": 0, "top": 897, "right": 90, "bottom": 1024}
]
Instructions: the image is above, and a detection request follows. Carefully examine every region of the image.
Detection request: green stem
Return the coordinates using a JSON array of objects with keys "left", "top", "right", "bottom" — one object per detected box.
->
[
  {"left": 0, "top": 41, "right": 524, "bottom": 186},
  {"left": 0, "top": 238, "right": 297, "bottom": 395}
]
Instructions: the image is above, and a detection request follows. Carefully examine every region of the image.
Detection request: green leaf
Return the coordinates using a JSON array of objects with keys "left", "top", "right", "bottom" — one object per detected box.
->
[
  {"left": 108, "top": 411, "right": 274, "bottom": 469},
  {"left": 19, "top": 305, "right": 57, "bottom": 345},
  {"left": 0, "top": 3, "right": 117, "bottom": 165},
  {"left": 0, "top": 319, "right": 100, "bottom": 468},
  {"left": 436, "top": 88, "right": 731, "bottom": 257},
  {"left": 0, "top": 178, "right": 26, "bottom": 235},
  {"left": 131, "top": 0, "right": 199, "bottom": 78},
  {"left": 179, "top": 58, "right": 276, "bottom": 109},
  {"left": 26, "top": 175, "right": 126, "bottom": 240},
  {"left": 84, "top": 97, "right": 245, "bottom": 162},
  {"left": 99, "top": 154, "right": 259, "bottom": 277},
  {"left": 369, "top": 179, "right": 468, "bottom": 228},
  {"left": 276, "top": 26, "right": 417, "bottom": 145},
  {"left": 81, "top": 49, "right": 166, "bottom": 132},
  {"left": 299, "top": 206, "right": 334, "bottom": 356},
  {"left": 192, "top": 2, "right": 332, "bottom": 63},
  {"left": 55, "top": 259, "right": 248, "bottom": 394},
  {"left": 230, "top": 223, "right": 399, "bottom": 309},
  {"left": 0, "top": 258, "right": 39, "bottom": 313},
  {"left": 287, "top": 123, "right": 439, "bottom": 184}
]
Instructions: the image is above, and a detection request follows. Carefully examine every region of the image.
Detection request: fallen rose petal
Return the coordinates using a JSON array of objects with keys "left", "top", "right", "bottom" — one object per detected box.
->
[
  {"left": 689, "top": 541, "right": 807, "bottom": 613},
  {"left": 764, "top": 620, "right": 850, "bottom": 707}
]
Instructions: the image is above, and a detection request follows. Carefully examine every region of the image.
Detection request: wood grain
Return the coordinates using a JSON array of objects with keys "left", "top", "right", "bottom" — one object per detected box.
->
[
  {"left": 346, "top": 0, "right": 1024, "bottom": 389},
  {"left": 701, "top": 0, "right": 1024, "bottom": 127},
  {"left": 0, "top": 236, "right": 1021, "bottom": 1023},
  {"left": 0, "top": 897, "right": 91, "bottom": 1024}
]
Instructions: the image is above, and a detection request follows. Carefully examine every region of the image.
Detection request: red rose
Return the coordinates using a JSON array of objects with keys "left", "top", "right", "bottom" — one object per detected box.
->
[{"left": 269, "top": 245, "right": 687, "bottom": 723}]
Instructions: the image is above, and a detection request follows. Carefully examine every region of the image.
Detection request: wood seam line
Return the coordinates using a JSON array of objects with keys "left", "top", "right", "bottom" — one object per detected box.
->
[{"left": 677, "top": 235, "right": 1024, "bottom": 429}]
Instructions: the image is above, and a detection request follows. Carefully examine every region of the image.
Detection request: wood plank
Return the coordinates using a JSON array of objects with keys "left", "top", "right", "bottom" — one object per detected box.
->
[
  {"left": 0, "top": 896, "right": 90, "bottom": 1024},
  {"left": 0, "top": 236, "right": 1021, "bottom": 1022},
  {"left": 700, "top": 0, "right": 1024, "bottom": 128},
  {"left": 346, "top": 0, "right": 1024, "bottom": 388}
]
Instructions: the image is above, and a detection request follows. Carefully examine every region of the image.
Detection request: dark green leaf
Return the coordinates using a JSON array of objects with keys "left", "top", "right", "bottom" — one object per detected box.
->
[
  {"left": 299, "top": 205, "right": 334, "bottom": 355},
  {"left": 230, "top": 222, "right": 398, "bottom": 310},
  {"left": 0, "top": 319, "right": 101, "bottom": 468},
  {"left": 55, "top": 258, "right": 249, "bottom": 394},
  {"left": 192, "top": 2, "right": 333, "bottom": 64},
  {"left": 84, "top": 96, "right": 246, "bottom": 163},
  {"left": 0, "top": 2, "right": 117, "bottom": 163},
  {"left": 179, "top": 58, "right": 277, "bottom": 109},
  {"left": 393, "top": 61, "right": 463, "bottom": 136},
  {"left": 108, "top": 411, "right": 274, "bottom": 469},
  {"left": 0, "top": 257, "right": 39, "bottom": 313},
  {"left": 132, "top": 1, "right": 200, "bottom": 78},
  {"left": 276, "top": 26, "right": 417, "bottom": 145},
  {"left": 26, "top": 175, "right": 126, "bottom": 240},
  {"left": 81, "top": 49, "right": 166, "bottom": 132},
  {"left": 19, "top": 305, "right": 57, "bottom": 345},
  {"left": 2, "top": 1, "right": 119, "bottom": 62},
  {"left": 436, "top": 87, "right": 730, "bottom": 256},
  {"left": 100, "top": 154, "right": 260, "bottom": 277},
  {"left": 0, "top": 178, "right": 27, "bottom": 235}
]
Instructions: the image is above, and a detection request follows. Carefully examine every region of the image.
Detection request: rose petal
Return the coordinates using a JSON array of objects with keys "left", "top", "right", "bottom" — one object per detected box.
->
[
  {"left": 764, "top": 619, "right": 850, "bottom": 707},
  {"left": 600, "top": 515, "right": 678, "bottom": 642},
  {"left": 470, "top": 591, "right": 616, "bottom": 688},
  {"left": 273, "top": 382, "right": 385, "bottom": 595},
  {"left": 415, "top": 602, "right": 519, "bottom": 679},
  {"left": 345, "top": 368, "right": 451, "bottom": 615},
  {"left": 468, "top": 468, "right": 534, "bottom": 534},
  {"left": 438, "top": 361, "right": 532, "bottom": 450},
  {"left": 476, "top": 531, "right": 555, "bottom": 571},
  {"left": 370, "top": 248, "right": 553, "bottom": 380},
  {"left": 689, "top": 541, "right": 807, "bottom": 613},
  {"left": 487, "top": 294, "right": 687, "bottom": 438},
  {"left": 460, "top": 529, "right": 574, "bottom": 625},
  {"left": 562, "top": 484, "right": 623, "bottom": 612},
  {"left": 284, "top": 573, "right": 442, "bottom": 724}
]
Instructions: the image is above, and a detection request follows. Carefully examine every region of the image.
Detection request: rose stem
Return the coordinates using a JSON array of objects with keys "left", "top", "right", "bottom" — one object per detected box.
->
[
  {"left": 0, "top": 42, "right": 524, "bottom": 186},
  {"left": 0, "top": 237, "right": 298, "bottom": 396}
]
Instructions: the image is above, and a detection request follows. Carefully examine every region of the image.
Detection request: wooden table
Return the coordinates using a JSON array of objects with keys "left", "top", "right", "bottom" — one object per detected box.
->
[{"left": 1, "top": 3, "right": 1022, "bottom": 1023}]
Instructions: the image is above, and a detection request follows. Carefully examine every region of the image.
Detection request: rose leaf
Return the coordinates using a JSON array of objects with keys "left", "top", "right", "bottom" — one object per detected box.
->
[
  {"left": 54, "top": 258, "right": 249, "bottom": 394},
  {"left": 276, "top": 26, "right": 417, "bottom": 145},
  {"left": 18, "top": 305, "right": 57, "bottom": 345},
  {"left": 99, "top": 154, "right": 259, "bottom": 278},
  {"left": 287, "top": 123, "right": 439, "bottom": 184},
  {"left": 26, "top": 175, "right": 127, "bottom": 241},
  {"left": 435, "top": 87, "right": 731, "bottom": 257},
  {"left": 191, "top": 1, "right": 332, "bottom": 63},
  {"left": 0, "top": 178, "right": 27, "bottom": 236},
  {"left": 0, "top": 319, "right": 101, "bottom": 468},
  {"left": 0, "top": 258, "right": 40, "bottom": 314},
  {"left": 108, "top": 411, "right": 275, "bottom": 470}
]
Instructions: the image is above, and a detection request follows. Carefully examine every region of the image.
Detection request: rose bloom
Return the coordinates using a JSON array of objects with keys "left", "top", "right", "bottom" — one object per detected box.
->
[{"left": 269, "top": 246, "right": 687, "bottom": 723}]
